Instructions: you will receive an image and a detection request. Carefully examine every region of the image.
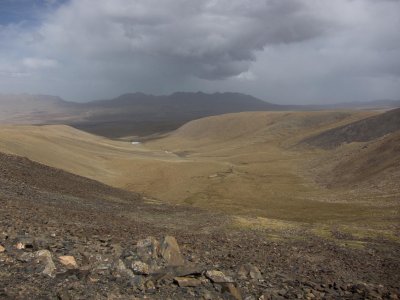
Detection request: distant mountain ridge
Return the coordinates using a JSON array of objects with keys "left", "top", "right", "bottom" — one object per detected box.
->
[
  {"left": 1, "top": 92, "right": 399, "bottom": 137},
  {"left": 68, "top": 92, "right": 284, "bottom": 137}
]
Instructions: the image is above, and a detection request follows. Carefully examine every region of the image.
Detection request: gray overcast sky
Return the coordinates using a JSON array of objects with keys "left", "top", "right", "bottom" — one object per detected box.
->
[{"left": 0, "top": 0, "right": 399, "bottom": 103}]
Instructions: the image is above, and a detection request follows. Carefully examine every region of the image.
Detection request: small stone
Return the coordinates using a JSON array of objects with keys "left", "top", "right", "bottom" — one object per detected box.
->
[
  {"left": 249, "top": 267, "right": 262, "bottom": 280},
  {"left": 238, "top": 264, "right": 262, "bottom": 280},
  {"left": 174, "top": 276, "right": 202, "bottom": 287},
  {"left": 131, "top": 261, "right": 150, "bottom": 275},
  {"left": 15, "top": 237, "right": 34, "bottom": 250},
  {"left": 15, "top": 242, "right": 25, "bottom": 250},
  {"left": 17, "top": 252, "right": 35, "bottom": 262},
  {"left": 145, "top": 280, "right": 156, "bottom": 291},
  {"left": 160, "top": 236, "right": 185, "bottom": 266},
  {"left": 156, "top": 264, "right": 204, "bottom": 277},
  {"left": 59, "top": 256, "right": 78, "bottom": 269},
  {"left": 88, "top": 276, "right": 100, "bottom": 283},
  {"left": 111, "top": 243, "right": 123, "bottom": 257},
  {"left": 132, "top": 275, "right": 146, "bottom": 289},
  {"left": 136, "top": 237, "right": 160, "bottom": 260},
  {"left": 306, "top": 292, "right": 315, "bottom": 299},
  {"left": 113, "top": 259, "right": 134, "bottom": 278},
  {"left": 95, "top": 262, "right": 112, "bottom": 271},
  {"left": 0, "top": 245, "right": 5, "bottom": 253},
  {"left": 278, "top": 289, "right": 288, "bottom": 296},
  {"left": 57, "top": 290, "right": 71, "bottom": 300},
  {"left": 222, "top": 282, "right": 242, "bottom": 300},
  {"left": 205, "top": 270, "right": 235, "bottom": 283},
  {"left": 238, "top": 267, "right": 247, "bottom": 279},
  {"left": 389, "top": 293, "right": 399, "bottom": 300},
  {"left": 35, "top": 250, "right": 56, "bottom": 277},
  {"left": 202, "top": 290, "right": 214, "bottom": 300}
]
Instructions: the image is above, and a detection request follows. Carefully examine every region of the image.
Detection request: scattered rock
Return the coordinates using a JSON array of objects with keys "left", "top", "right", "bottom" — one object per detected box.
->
[
  {"left": 59, "top": 256, "right": 78, "bottom": 269},
  {"left": 174, "top": 276, "right": 202, "bottom": 287},
  {"left": 35, "top": 250, "right": 56, "bottom": 277},
  {"left": 222, "top": 282, "right": 243, "bottom": 300},
  {"left": 131, "top": 260, "right": 150, "bottom": 275},
  {"left": 205, "top": 270, "right": 235, "bottom": 283},
  {"left": 1, "top": 229, "right": 397, "bottom": 300},
  {"left": 113, "top": 259, "right": 134, "bottom": 278},
  {"left": 166, "top": 264, "right": 204, "bottom": 277},
  {"left": 238, "top": 264, "right": 262, "bottom": 280},
  {"left": 16, "top": 252, "right": 35, "bottom": 262},
  {"left": 132, "top": 275, "right": 146, "bottom": 289},
  {"left": 15, "top": 237, "right": 34, "bottom": 250},
  {"left": 160, "top": 236, "right": 185, "bottom": 266},
  {"left": 0, "top": 245, "right": 5, "bottom": 253},
  {"left": 15, "top": 242, "right": 25, "bottom": 250},
  {"left": 202, "top": 290, "right": 215, "bottom": 300},
  {"left": 145, "top": 280, "right": 156, "bottom": 291},
  {"left": 82, "top": 253, "right": 113, "bottom": 271},
  {"left": 136, "top": 236, "right": 160, "bottom": 261}
]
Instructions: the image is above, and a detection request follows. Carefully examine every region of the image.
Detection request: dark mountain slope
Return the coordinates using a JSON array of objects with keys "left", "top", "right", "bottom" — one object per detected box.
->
[
  {"left": 328, "top": 131, "right": 400, "bottom": 188},
  {"left": 303, "top": 108, "right": 400, "bottom": 149},
  {"left": 85, "top": 92, "right": 280, "bottom": 111},
  {"left": 70, "top": 92, "right": 284, "bottom": 137},
  {"left": 0, "top": 152, "right": 138, "bottom": 201}
]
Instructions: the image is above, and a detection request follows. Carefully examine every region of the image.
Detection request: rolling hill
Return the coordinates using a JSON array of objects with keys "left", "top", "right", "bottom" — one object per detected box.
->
[{"left": 0, "top": 109, "right": 397, "bottom": 225}]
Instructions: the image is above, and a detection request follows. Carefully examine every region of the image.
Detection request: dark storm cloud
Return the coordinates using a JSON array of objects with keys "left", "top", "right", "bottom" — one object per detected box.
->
[
  {"left": 0, "top": 0, "right": 399, "bottom": 102},
  {"left": 34, "top": 0, "right": 331, "bottom": 80}
]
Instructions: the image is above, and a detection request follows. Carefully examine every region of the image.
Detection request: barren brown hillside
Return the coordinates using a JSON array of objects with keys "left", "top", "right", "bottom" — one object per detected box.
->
[{"left": 303, "top": 108, "right": 400, "bottom": 149}]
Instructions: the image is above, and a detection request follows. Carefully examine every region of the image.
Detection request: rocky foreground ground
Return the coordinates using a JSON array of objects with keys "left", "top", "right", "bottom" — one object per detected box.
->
[{"left": 0, "top": 153, "right": 399, "bottom": 299}]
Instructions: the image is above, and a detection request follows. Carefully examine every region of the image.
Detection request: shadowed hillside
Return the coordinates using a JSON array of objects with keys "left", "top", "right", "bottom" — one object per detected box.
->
[
  {"left": 307, "top": 130, "right": 400, "bottom": 194},
  {"left": 0, "top": 152, "right": 138, "bottom": 201},
  {"left": 303, "top": 108, "right": 400, "bottom": 149},
  {"left": 331, "top": 131, "right": 400, "bottom": 186}
]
